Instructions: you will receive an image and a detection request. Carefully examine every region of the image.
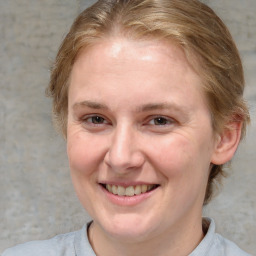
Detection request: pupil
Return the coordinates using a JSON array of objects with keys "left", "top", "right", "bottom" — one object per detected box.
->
[
  {"left": 92, "top": 116, "right": 103, "bottom": 124},
  {"left": 155, "top": 117, "right": 166, "bottom": 125}
]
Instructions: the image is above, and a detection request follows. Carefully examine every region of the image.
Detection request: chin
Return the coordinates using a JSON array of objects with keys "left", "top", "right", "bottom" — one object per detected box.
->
[{"left": 97, "top": 213, "right": 156, "bottom": 241}]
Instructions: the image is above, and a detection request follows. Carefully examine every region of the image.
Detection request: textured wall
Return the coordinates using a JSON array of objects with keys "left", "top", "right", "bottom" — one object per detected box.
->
[{"left": 1, "top": 0, "right": 255, "bottom": 254}]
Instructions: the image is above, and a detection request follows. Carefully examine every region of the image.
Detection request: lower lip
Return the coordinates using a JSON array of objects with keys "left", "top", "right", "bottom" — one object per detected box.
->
[{"left": 100, "top": 185, "right": 158, "bottom": 206}]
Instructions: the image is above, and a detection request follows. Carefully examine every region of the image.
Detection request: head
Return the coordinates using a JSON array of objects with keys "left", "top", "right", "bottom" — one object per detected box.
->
[{"left": 47, "top": 0, "right": 249, "bottom": 204}]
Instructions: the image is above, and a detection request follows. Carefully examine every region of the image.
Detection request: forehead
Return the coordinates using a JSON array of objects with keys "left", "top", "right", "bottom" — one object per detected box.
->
[
  {"left": 69, "top": 37, "right": 207, "bottom": 112},
  {"left": 74, "top": 37, "right": 195, "bottom": 74}
]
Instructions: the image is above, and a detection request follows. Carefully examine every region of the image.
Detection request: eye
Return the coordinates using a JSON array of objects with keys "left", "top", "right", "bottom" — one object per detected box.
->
[
  {"left": 148, "top": 116, "right": 174, "bottom": 126},
  {"left": 152, "top": 117, "right": 168, "bottom": 125},
  {"left": 82, "top": 115, "right": 108, "bottom": 125},
  {"left": 89, "top": 116, "right": 106, "bottom": 124}
]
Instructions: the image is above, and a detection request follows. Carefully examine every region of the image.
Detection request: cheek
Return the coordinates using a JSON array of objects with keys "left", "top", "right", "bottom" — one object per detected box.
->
[
  {"left": 148, "top": 134, "right": 211, "bottom": 183},
  {"left": 67, "top": 131, "right": 106, "bottom": 176},
  {"left": 151, "top": 136, "right": 211, "bottom": 210},
  {"left": 151, "top": 138, "right": 193, "bottom": 172},
  {"left": 67, "top": 132, "right": 107, "bottom": 209}
]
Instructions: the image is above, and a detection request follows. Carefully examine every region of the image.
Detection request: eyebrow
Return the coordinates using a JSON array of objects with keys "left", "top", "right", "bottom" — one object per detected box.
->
[
  {"left": 137, "top": 103, "right": 182, "bottom": 112},
  {"left": 72, "top": 100, "right": 186, "bottom": 114},
  {"left": 72, "top": 100, "right": 109, "bottom": 110}
]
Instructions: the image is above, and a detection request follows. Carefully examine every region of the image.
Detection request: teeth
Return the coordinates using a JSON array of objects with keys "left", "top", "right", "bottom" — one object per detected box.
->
[
  {"left": 117, "top": 185, "right": 125, "bottom": 196},
  {"left": 134, "top": 185, "right": 141, "bottom": 195},
  {"left": 112, "top": 185, "right": 118, "bottom": 195},
  {"left": 141, "top": 184, "right": 147, "bottom": 193},
  {"left": 105, "top": 184, "right": 157, "bottom": 196},
  {"left": 125, "top": 186, "right": 134, "bottom": 196},
  {"left": 106, "top": 184, "right": 112, "bottom": 192}
]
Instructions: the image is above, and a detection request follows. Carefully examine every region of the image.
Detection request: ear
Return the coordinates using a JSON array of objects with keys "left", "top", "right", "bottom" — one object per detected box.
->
[{"left": 211, "top": 121, "right": 242, "bottom": 165}]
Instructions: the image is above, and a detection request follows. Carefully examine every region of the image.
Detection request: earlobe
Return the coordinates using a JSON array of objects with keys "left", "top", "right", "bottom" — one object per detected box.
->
[{"left": 211, "top": 121, "right": 242, "bottom": 165}]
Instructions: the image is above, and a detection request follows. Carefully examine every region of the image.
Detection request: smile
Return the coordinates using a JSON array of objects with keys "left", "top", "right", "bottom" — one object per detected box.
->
[{"left": 101, "top": 184, "right": 159, "bottom": 196}]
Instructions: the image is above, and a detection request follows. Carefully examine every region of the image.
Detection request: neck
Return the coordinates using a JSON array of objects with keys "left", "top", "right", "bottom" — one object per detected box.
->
[{"left": 88, "top": 217, "right": 204, "bottom": 256}]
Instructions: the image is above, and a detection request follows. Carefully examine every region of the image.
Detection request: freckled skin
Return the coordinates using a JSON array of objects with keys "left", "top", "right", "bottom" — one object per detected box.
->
[{"left": 67, "top": 38, "right": 221, "bottom": 255}]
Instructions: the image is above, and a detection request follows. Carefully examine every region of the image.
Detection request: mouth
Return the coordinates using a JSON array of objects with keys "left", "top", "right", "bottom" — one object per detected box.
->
[{"left": 100, "top": 183, "right": 159, "bottom": 197}]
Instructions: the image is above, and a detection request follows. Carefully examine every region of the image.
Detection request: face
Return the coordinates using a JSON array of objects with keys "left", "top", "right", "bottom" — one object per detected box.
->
[{"left": 67, "top": 38, "right": 218, "bottom": 241}]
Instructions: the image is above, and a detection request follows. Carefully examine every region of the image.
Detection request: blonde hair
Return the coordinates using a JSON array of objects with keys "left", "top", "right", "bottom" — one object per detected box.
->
[{"left": 47, "top": 0, "right": 250, "bottom": 204}]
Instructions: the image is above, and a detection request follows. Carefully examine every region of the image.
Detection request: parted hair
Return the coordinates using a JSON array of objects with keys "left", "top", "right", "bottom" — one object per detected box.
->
[{"left": 47, "top": 0, "right": 250, "bottom": 204}]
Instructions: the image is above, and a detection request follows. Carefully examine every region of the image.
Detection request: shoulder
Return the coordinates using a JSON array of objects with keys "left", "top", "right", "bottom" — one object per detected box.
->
[
  {"left": 191, "top": 218, "right": 252, "bottom": 256},
  {"left": 213, "top": 233, "right": 252, "bottom": 256},
  {"left": 1, "top": 230, "right": 78, "bottom": 256}
]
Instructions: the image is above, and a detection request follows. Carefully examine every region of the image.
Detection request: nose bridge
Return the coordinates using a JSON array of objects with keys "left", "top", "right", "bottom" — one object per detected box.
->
[{"left": 105, "top": 122, "right": 144, "bottom": 171}]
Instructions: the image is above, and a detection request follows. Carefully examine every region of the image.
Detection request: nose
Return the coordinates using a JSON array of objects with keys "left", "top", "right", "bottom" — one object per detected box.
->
[{"left": 104, "top": 124, "right": 145, "bottom": 173}]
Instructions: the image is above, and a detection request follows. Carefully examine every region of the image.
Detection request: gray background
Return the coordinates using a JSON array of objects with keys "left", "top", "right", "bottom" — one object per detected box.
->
[{"left": 0, "top": 0, "right": 255, "bottom": 254}]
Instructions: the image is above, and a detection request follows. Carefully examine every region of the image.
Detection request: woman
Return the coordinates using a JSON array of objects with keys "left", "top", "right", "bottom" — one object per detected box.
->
[{"left": 3, "top": 0, "right": 251, "bottom": 255}]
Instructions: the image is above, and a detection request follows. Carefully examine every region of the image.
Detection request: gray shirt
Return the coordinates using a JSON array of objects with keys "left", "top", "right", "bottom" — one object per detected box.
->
[{"left": 2, "top": 218, "right": 251, "bottom": 256}]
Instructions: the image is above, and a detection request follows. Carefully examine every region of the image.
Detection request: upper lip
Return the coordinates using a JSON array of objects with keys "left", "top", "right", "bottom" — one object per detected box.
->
[{"left": 99, "top": 181, "right": 159, "bottom": 187}]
